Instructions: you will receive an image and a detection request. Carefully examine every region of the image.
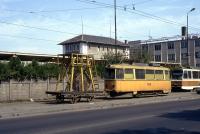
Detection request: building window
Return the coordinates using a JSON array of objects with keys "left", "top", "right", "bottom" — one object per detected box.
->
[
  {"left": 123, "top": 48, "right": 126, "bottom": 53},
  {"left": 195, "top": 52, "right": 200, "bottom": 58},
  {"left": 77, "top": 45, "right": 80, "bottom": 50},
  {"left": 65, "top": 45, "right": 70, "bottom": 52},
  {"left": 196, "top": 64, "right": 200, "bottom": 67},
  {"left": 168, "top": 54, "right": 175, "bottom": 61},
  {"left": 195, "top": 39, "right": 200, "bottom": 47},
  {"left": 155, "top": 55, "right": 161, "bottom": 62},
  {"left": 142, "top": 45, "right": 148, "bottom": 51},
  {"left": 181, "top": 53, "right": 188, "bottom": 59},
  {"left": 168, "top": 42, "right": 174, "bottom": 49},
  {"left": 155, "top": 44, "right": 161, "bottom": 51},
  {"left": 69, "top": 45, "right": 72, "bottom": 51},
  {"left": 181, "top": 40, "right": 187, "bottom": 48}
]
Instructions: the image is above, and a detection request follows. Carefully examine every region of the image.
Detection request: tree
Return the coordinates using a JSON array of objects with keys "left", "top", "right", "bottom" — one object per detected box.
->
[
  {"left": 8, "top": 57, "right": 25, "bottom": 81},
  {"left": 0, "top": 62, "right": 10, "bottom": 81},
  {"left": 130, "top": 50, "right": 151, "bottom": 64},
  {"left": 94, "top": 52, "right": 127, "bottom": 78},
  {"left": 103, "top": 52, "right": 127, "bottom": 64}
]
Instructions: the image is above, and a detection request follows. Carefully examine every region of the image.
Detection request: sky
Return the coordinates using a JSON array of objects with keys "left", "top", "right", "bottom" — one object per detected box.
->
[{"left": 0, "top": 0, "right": 199, "bottom": 54}]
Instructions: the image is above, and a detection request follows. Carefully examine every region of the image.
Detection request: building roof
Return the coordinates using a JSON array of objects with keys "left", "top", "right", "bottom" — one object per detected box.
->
[
  {"left": 59, "top": 34, "right": 129, "bottom": 47},
  {"left": 139, "top": 34, "right": 200, "bottom": 44},
  {"left": 0, "top": 51, "right": 61, "bottom": 62}
]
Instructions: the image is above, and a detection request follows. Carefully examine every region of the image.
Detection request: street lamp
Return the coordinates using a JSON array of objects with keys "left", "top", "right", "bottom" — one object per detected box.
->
[{"left": 187, "top": 8, "right": 195, "bottom": 67}]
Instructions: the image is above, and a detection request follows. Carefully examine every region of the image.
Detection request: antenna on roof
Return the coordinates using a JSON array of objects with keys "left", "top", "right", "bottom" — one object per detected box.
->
[
  {"left": 109, "top": 16, "right": 112, "bottom": 44},
  {"left": 81, "top": 16, "right": 84, "bottom": 40},
  {"left": 132, "top": 0, "right": 135, "bottom": 10},
  {"left": 148, "top": 30, "right": 152, "bottom": 40}
]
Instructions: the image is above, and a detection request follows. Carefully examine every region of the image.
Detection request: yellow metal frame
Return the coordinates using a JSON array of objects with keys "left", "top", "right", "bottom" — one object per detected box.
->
[{"left": 56, "top": 53, "right": 97, "bottom": 93}]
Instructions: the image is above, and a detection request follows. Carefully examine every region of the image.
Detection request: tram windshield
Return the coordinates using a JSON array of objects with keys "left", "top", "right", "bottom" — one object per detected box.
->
[
  {"left": 171, "top": 70, "right": 183, "bottom": 80},
  {"left": 105, "top": 68, "right": 115, "bottom": 79}
]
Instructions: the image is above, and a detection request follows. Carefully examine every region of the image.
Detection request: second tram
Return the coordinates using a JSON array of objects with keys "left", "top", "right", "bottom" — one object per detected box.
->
[{"left": 171, "top": 68, "right": 200, "bottom": 91}]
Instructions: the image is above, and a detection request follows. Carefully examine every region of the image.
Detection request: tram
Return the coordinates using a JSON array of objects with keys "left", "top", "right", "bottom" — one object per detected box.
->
[
  {"left": 171, "top": 68, "right": 200, "bottom": 91},
  {"left": 104, "top": 64, "right": 171, "bottom": 97}
]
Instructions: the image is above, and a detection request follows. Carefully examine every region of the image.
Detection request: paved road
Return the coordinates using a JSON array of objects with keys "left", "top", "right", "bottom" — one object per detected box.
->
[{"left": 0, "top": 99, "right": 200, "bottom": 134}]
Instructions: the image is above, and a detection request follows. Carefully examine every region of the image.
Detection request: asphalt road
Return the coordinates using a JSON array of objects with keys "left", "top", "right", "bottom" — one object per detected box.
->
[{"left": 0, "top": 99, "right": 200, "bottom": 134}]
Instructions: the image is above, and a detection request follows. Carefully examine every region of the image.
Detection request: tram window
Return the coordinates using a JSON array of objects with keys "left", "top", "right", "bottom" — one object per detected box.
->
[
  {"left": 104, "top": 68, "right": 115, "bottom": 79},
  {"left": 125, "top": 69, "right": 134, "bottom": 79},
  {"left": 116, "top": 69, "right": 124, "bottom": 79},
  {"left": 165, "top": 70, "right": 170, "bottom": 80},
  {"left": 155, "top": 70, "right": 164, "bottom": 80},
  {"left": 125, "top": 69, "right": 133, "bottom": 74},
  {"left": 165, "top": 70, "right": 169, "bottom": 75},
  {"left": 146, "top": 70, "right": 154, "bottom": 74},
  {"left": 193, "top": 71, "right": 198, "bottom": 79},
  {"left": 199, "top": 71, "right": 200, "bottom": 79},
  {"left": 183, "top": 71, "right": 188, "bottom": 79},
  {"left": 188, "top": 71, "right": 192, "bottom": 79},
  {"left": 155, "top": 70, "right": 163, "bottom": 74},
  {"left": 171, "top": 70, "right": 183, "bottom": 80},
  {"left": 146, "top": 70, "right": 155, "bottom": 80},
  {"left": 136, "top": 69, "right": 145, "bottom": 79}
]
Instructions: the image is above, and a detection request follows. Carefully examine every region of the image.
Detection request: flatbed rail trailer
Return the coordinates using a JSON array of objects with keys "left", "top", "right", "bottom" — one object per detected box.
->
[
  {"left": 46, "top": 90, "right": 105, "bottom": 103},
  {"left": 46, "top": 53, "right": 104, "bottom": 103}
]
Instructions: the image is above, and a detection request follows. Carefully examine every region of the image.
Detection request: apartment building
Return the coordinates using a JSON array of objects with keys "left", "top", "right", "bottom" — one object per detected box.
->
[
  {"left": 129, "top": 35, "right": 200, "bottom": 67},
  {"left": 59, "top": 34, "right": 130, "bottom": 60}
]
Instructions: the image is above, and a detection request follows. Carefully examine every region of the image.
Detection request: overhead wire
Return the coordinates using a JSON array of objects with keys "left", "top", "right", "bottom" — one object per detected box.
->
[
  {"left": 0, "top": 33, "right": 61, "bottom": 42},
  {"left": 0, "top": 7, "right": 110, "bottom": 13},
  {"left": 0, "top": 6, "right": 120, "bottom": 40},
  {"left": 76, "top": 0, "right": 200, "bottom": 32}
]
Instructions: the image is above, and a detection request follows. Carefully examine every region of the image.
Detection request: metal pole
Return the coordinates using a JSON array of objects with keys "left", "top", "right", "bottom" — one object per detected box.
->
[
  {"left": 187, "top": 13, "right": 189, "bottom": 67},
  {"left": 186, "top": 8, "right": 195, "bottom": 67},
  {"left": 114, "top": 0, "right": 117, "bottom": 61}
]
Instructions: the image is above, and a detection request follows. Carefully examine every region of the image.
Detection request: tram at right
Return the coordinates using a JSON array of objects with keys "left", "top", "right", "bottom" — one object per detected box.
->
[{"left": 171, "top": 68, "right": 200, "bottom": 91}]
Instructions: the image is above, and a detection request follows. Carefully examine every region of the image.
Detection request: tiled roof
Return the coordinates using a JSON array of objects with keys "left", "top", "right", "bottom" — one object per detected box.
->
[{"left": 59, "top": 34, "right": 128, "bottom": 46}]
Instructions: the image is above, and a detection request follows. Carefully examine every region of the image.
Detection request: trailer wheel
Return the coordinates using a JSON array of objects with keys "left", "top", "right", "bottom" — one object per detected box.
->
[
  {"left": 87, "top": 96, "right": 94, "bottom": 102},
  {"left": 69, "top": 97, "right": 76, "bottom": 104},
  {"left": 56, "top": 95, "right": 64, "bottom": 103},
  {"left": 110, "top": 92, "right": 116, "bottom": 98}
]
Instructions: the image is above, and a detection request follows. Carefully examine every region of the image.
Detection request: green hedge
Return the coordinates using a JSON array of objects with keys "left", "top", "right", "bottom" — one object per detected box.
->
[{"left": 0, "top": 57, "right": 60, "bottom": 81}]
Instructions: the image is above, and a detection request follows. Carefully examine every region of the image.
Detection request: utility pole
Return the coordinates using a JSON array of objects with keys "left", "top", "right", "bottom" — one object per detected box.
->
[
  {"left": 186, "top": 8, "right": 195, "bottom": 67},
  {"left": 81, "top": 16, "right": 84, "bottom": 40},
  {"left": 114, "top": 0, "right": 117, "bottom": 62}
]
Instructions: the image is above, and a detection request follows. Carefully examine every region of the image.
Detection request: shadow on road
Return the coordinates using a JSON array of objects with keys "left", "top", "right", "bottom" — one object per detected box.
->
[
  {"left": 104, "top": 127, "right": 200, "bottom": 134},
  {"left": 160, "top": 109, "right": 200, "bottom": 122}
]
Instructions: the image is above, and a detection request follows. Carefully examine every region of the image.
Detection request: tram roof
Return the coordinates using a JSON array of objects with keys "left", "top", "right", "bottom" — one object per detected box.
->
[
  {"left": 107, "top": 64, "right": 169, "bottom": 70},
  {"left": 174, "top": 68, "right": 200, "bottom": 71}
]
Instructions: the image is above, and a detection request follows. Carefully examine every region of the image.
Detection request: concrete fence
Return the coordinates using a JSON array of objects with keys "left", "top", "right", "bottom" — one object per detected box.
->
[
  {"left": 0, "top": 79, "right": 64, "bottom": 102},
  {"left": 0, "top": 79, "right": 104, "bottom": 102}
]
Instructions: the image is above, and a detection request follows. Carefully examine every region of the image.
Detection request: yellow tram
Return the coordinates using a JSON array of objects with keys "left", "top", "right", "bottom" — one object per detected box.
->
[{"left": 104, "top": 64, "right": 171, "bottom": 97}]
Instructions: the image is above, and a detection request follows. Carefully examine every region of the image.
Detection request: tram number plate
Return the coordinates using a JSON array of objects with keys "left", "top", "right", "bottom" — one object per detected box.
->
[{"left": 147, "top": 83, "right": 151, "bottom": 86}]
